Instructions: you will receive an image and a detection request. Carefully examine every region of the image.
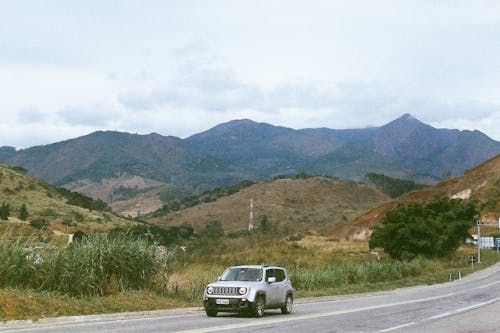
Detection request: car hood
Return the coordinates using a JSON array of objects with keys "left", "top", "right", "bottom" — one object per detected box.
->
[{"left": 208, "top": 280, "right": 261, "bottom": 287}]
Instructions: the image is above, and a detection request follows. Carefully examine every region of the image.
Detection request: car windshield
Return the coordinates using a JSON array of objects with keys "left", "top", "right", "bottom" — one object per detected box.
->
[{"left": 220, "top": 267, "right": 263, "bottom": 282}]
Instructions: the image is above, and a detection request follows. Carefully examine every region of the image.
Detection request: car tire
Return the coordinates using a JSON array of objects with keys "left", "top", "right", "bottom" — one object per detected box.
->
[
  {"left": 253, "top": 295, "right": 265, "bottom": 318},
  {"left": 281, "top": 294, "right": 293, "bottom": 314},
  {"left": 205, "top": 309, "right": 217, "bottom": 317}
]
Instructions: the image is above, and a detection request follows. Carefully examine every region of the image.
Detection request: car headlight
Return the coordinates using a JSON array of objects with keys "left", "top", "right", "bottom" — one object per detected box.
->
[
  {"left": 238, "top": 287, "right": 247, "bottom": 295},
  {"left": 207, "top": 286, "right": 214, "bottom": 295}
]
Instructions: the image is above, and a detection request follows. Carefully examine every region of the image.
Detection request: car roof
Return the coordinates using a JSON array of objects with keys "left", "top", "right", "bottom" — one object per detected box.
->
[{"left": 229, "top": 265, "right": 284, "bottom": 269}]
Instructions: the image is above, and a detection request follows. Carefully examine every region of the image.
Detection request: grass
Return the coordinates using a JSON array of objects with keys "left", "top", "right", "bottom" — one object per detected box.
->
[
  {"left": 1, "top": 232, "right": 500, "bottom": 321},
  {"left": 0, "top": 233, "right": 174, "bottom": 297}
]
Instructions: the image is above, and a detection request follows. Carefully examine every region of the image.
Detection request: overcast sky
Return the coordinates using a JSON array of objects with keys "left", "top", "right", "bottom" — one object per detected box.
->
[{"left": 1, "top": 0, "right": 499, "bottom": 148}]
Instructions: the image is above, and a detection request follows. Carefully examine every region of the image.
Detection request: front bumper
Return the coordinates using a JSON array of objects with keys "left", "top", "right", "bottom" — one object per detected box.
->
[{"left": 203, "top": 297, "right": 253, "bottom": 313}]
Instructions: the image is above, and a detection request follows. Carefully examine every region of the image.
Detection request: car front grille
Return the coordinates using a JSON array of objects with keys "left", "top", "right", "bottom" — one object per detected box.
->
[{"left": 212, "top": 287, "right": 239, "bottom": 296}]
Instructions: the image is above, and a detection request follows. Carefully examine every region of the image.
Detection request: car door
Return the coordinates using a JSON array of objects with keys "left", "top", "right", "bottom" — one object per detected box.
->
[
  {"left": 264, "top": 269, "right": 280, "bottom": 306},
  {"left": 273, "top": 269, "right": 288, "bottom": 305}
]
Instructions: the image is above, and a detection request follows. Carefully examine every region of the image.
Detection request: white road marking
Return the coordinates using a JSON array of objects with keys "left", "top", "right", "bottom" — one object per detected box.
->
[
  {"left": 379, "top": 296, "right": 500, "bottom": 332},
  {"left": 175, "top": 293, "right": 456, "bottom": 333},
  {"left": 379, "top": 322, "right": 416, "bottom": 332},
  {"left": 430, "top": 312, "right": 452, "bottom": 319},
  {"left": 454, "top": 296, "right": 500, "bottom": 313},
  {"left": 478, "top": 280, "right": 500, "bottom": 289}
]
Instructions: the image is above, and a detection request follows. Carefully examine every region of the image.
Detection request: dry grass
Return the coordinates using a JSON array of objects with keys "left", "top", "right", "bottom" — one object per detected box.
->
[
  {"left": 0, "top": 289, "right": 189, "bottom": 321},
  {"left": 0, "top": 164, "right": 133, "bottom": 236}
]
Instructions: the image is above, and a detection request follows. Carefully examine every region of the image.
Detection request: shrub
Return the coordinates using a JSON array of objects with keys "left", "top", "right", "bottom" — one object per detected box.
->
[
  {"left": 30, "top": 218, "right": 49, "bottom": 230},
  {"left": 0, "top": 202, "right": 10, "bottom": 220},
  {"left": 18, "top": 204, "right": 29, "bottom": 221}
]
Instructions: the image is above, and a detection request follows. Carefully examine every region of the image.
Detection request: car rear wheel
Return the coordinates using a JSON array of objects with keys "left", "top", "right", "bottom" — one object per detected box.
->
[
  {"left": 253, "top": 295, "right": 265, "bottom": 318},
  {"left": 281, "top": 294, "right": 293, "bottom": 314}
]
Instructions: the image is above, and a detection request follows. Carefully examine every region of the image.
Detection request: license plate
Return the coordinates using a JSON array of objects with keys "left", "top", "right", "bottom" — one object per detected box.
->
[{"left": 216, "top": 299, "right": 230, "bottom": 305}]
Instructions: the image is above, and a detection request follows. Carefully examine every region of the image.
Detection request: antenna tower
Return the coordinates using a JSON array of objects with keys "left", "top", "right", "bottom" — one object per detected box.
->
[{"left": 248, "top": 198, "right": 254, "bottom": 231}]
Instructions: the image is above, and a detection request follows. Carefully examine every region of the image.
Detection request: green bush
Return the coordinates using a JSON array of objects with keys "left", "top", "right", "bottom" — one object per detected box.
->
[
  {"left": 370, "top": 196, "right": 478, "bottom": 260},
  {"left": 30, "top": 218, "right": 49, "bottom": 230},
  {"left": 18, "top": 203, "right": 29, "bottom": 221},
  {"left": 0, "top": 201, "right": 10, "bottom": 220}
]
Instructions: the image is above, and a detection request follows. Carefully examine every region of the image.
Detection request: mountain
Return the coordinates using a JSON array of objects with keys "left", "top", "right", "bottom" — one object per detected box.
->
[
  {"left": 185, "top": 119, "right": 345, "bottom": 176},
  {"left": 149, "top": 176, "right": 390, "bottom": 234},
  {"left": 186, "top": 114, "right": 500, "bottom": 180},
  {"left": 1, "top": 115, "right": 499, "bottom": 203},
  {"left": 367, "top": 114, "right": 500, "bottom": 177},
  {"left": 1, "top": 131, "right": 246, "bottom": 200}
]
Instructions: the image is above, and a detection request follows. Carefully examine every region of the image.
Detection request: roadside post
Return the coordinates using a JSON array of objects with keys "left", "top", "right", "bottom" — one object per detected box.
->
[
  {"left": 469, "top": 256, "right": 475, "bottom": 270},
  {"left": 477, "top": 220, "right": 483, "bottom": 263}
]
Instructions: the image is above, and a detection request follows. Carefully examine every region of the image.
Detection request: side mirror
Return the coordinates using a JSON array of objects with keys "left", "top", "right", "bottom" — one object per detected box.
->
[
  {"left": 217, "top": 276, "right": 222, "bottom": 281},
  {"left": 267, "top": 277, "right": 276, "bottom": 284}
]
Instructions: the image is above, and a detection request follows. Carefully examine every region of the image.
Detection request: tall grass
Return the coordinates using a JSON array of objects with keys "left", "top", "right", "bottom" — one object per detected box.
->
[
  {"left": 0, "top": 239, "right": 37, "bottom": 289},
  {"left": 0, "top": 234, "right": 174, "bottom": 297},
  {"left": 290, "top": 256, "right": 434, "bottom": 292}
]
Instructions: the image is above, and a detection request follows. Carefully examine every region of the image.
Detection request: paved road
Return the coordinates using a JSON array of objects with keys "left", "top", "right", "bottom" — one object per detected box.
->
[{"left": 2, "top": 263, "right": 500, "bottom": 333}]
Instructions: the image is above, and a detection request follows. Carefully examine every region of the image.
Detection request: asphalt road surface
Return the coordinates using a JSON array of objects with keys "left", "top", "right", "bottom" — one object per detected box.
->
[{"left": 2, "top": 262, "right": 500, "bottom": 333}]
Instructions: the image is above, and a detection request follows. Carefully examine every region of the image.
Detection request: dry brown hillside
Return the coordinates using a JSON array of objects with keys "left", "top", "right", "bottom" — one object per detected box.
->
[
  {"left": 149, "top": 176, "right": 390, "bottom": 235},
  {"left": 351, "top": 154, "right": 500, "bottom": 235},
  {"left": 0, "top": 164, "right": 132, "bottom": 236}
]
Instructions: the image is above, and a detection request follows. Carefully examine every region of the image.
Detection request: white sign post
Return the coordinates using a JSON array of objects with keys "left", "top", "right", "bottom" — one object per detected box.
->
[
  {"left": 469, "top": 256, "right": 475, "bottom": 270},
  {"left": 477, "top": 220, "right": 483, "bottom": 264}
]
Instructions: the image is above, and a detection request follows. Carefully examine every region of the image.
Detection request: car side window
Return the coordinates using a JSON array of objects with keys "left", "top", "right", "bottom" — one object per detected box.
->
[
  {"left": 275, "top": 269, "right": 285, "bottom": 282},
  {"left": 265, "top": 269, "right": 274, "bottom": 281},
  {"left": 265, "top": 268, "right": 285, "bottom": 282}
]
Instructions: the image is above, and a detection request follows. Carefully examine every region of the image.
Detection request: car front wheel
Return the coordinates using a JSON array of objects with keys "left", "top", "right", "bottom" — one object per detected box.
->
[
  {"left": 253, "top": 296, "right": 265, "bottom": 318},
  {"left": 205, "top": 309, "right": 217, "bottom": 317},
  {"left": 281, "top": 294, "right": 293, "bottom": 314}
]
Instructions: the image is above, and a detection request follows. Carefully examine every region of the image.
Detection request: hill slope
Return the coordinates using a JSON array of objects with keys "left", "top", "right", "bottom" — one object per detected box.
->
[
  {"left": 149, "top": 176, "right": 390, "bottom": 234},
  {"left": 0, "top": 164, "right": 132, "bottom": 235},
  {"left": 350, "top": 154, "right": 500, "bottom": 233}
]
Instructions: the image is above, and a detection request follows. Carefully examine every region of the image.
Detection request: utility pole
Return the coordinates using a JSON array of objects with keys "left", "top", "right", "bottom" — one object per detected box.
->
[{"left": 248, "top": 198, "right": 254, "bottom": 231}]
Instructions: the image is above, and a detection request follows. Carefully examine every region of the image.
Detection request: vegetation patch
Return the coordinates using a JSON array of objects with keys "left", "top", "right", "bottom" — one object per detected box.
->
[{"left": 365, "top": 173, "right": 428, "bottom": 198}]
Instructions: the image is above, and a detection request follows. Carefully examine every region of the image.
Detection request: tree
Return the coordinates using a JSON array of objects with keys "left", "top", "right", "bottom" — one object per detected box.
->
[
  {"left": 18, "top": 203, "right": 29, "bottom": 221},
  {"left": 369, "top": 196, "right": 478, "bottom": 260},
  {"left": 0, "top": 201, "right": 10, "bottom": 220}
]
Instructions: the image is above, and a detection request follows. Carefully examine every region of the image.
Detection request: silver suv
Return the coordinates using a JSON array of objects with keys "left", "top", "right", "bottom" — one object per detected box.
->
[{"left": 203, "top": 265, "right": 294, "bottom": 317}]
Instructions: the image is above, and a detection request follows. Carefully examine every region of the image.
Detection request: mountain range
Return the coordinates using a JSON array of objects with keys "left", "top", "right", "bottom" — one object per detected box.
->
[{"left": 1, "top": 114, "right": 499, "bottom": 201}]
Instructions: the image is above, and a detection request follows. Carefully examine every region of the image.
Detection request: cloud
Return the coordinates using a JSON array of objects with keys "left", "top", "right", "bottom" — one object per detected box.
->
[
  {"left": 118, "top": 61, "right": 265, "bottom": 113},
  {"left": 117, "top": 59, "right": 500, "bottom": 138},
  {"left": 57, "top": 105, "right": 119, "bottom": 127},
  {"left": 17, "top": 106, "right": 46, "bottom": 124}
]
